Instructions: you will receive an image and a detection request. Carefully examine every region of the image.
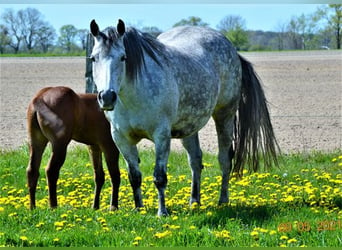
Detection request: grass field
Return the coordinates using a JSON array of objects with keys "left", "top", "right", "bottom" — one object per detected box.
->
[{"left": 0, "top": 146, "right": 341, "bottom": 247}]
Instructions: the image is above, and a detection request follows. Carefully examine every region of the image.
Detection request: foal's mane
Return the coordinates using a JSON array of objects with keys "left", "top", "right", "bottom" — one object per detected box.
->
[{"left": 103, "top": 26, "right": 165, "bottom": 80}]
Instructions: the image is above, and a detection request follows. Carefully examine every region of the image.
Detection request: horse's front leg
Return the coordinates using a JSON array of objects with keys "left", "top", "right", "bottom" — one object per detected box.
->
[
  {"left": 113, "top": 131, "right": 143, "bottom": 209},
  {"left": 153, "top": 133, "right": 171, "bottom": 216}
]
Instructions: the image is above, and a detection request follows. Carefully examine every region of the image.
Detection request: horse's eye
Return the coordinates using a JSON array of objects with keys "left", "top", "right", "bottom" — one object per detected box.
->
[
  {"left": 121, "top": 56, "right": 126, "bottom": 62},
  {"left": 89, "top": 56, "right": 96, "bottom": 62}
]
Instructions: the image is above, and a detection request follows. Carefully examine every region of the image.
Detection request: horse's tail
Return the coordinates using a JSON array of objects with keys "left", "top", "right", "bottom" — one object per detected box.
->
[
  {"left": 233, "top": 54, "right": 279, "bottom": 176},
  {"left": 33, "top": 98, "right": 66, "bottom": 138}
]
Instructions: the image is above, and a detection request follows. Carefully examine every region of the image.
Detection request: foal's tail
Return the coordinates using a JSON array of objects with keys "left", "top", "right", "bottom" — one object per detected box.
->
[{"left": 233, "top": 55, "right": 279, "bottom": 175}]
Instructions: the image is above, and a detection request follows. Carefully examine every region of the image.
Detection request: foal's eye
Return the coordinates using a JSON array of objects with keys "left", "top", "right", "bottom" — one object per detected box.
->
[
  {"left": 120, "top": 56, "right": 126, "bottom": 62},
  {"left": 89, "top": 56, "right": 96, "bottom": 62}
]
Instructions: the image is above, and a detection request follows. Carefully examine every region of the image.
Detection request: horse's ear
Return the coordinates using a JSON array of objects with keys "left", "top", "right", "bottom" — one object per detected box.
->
[
  {"left": 90, "top": 19, "right": 99, "bottom": 37},
  {"left": 117, "top": 19, "right": 125, "bottom": 36}
]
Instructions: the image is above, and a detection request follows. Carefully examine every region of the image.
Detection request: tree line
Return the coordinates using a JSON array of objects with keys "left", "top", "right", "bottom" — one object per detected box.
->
[{"left": 0, "top": 4, "right": 340, "bottom": 54}]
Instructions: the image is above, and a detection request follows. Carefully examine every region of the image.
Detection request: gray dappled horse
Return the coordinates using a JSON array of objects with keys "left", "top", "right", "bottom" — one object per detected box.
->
[{"left": 90, "top": 19, "right": 278, "bottom": 216}]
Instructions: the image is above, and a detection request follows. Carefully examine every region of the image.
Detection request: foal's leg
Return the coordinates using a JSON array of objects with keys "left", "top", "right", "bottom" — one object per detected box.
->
[
  {"left": 88, "top": 145, "right": 105, "bottom": 210},
  {"left": 46, "top": 142, "right": 68, "bottom": 208},
  {"left": 181, "top": 133, "right": 203, "bottom": 205},
  {"left": 102, "top": 144, "right": 120, "bottom": 211},
  {"left": 26, "top": 134, "right": 48, "bottom": 209},
  {"left": 213, "top": 113, "right": 235, "bottom": 204}
]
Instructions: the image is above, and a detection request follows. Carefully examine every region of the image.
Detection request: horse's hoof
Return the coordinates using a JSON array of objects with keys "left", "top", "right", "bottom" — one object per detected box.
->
[
  {"left": 109, "top": 205, "right": 118, "bottom": 211},
  {"left": 218, "top": 199, "right": 229, "bottom": 206},
  {"left": 157, "top": 208, "right": 169, "bottom": 217}
]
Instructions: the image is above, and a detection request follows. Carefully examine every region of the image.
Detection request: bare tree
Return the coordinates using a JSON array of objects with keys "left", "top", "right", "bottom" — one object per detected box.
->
[
  {"left": 36, "top": 23, "right": 56, "bottom": 52},
  {"left": 18, "top": 8, "right": 46, "bottom": 51},
  {"left": 77, "top": 29, "right": 88, "bottom": 50},
  {"left": 274, "top": 21, "right": 287, "bottom": 50},
  {"left": 1, "top": 8, "right": 56, "bottom": 53},
  {"left": 1, "top": 9, "right": 22, "bottom": 53},
  {"left": 286, "top": 16, "right": 302, "bottom": 50}
]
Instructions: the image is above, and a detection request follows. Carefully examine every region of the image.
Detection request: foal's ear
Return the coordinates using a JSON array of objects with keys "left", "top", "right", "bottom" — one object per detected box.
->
[
  {"left": 117, "top": 19, "right": 125, "bottom": 36},
  {"left": 90, "top": 19, "right": 100, "bottom": 37}
]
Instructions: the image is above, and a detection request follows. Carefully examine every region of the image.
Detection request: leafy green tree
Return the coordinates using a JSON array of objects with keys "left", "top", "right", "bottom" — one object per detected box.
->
[
  {"left": 0, "top": 24, "right": 10, "bottom": 53},
  {"left": 217, "top": 15, "right": 248, "bottom": 50},
  {"left": 173, "top": 16, "right": 208, "bottom": 27},
  {"left": 58, "top": 24, "right": 78, "bottom": 52},
  {"left": 315, "top": 4, "right": 342, "bottom": 49}
]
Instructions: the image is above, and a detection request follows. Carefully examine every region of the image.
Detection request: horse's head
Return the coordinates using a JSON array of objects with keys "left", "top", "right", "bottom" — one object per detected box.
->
[{"left": 90, "top": 19, "right": 126, "bottom": 111}]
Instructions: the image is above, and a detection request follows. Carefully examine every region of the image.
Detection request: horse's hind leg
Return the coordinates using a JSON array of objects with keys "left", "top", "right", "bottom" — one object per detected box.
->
[
  {"left": 181, "top": 133, "right": 203, "bottom": 205},
  {"left": 88, "top": 145, "right": 105, "bottom": 209},
  {"left": 46, "top": 142, "right": 68, "bottom": 208},
  {"left": 26, "top": 132, "right": 48, "bottom": 209},
  {"left": 102, "top": 144, "right": 120, "bottom": 211},
  {"left": 213, "top": 112, "right": 235, "bottom": 204}
]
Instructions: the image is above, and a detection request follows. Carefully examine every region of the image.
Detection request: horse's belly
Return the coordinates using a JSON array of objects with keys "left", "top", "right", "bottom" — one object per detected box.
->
[{"left": 171, "top": 108, "right": 212, "bottom": 138}]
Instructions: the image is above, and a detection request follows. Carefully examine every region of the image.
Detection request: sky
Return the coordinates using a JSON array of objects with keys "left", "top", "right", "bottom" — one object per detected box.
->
[{"left": 0, "top": 4, "right": 325, "bottom": 33}]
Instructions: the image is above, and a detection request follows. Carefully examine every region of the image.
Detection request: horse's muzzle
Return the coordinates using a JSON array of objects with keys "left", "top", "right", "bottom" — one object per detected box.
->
[{"left": 98, "top": 89, "right": 117, "bottom": 111}]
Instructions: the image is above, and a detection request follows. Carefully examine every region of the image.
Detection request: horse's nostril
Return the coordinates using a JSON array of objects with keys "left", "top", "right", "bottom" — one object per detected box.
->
[{"left": 98, "top": 90, "right": 103, "bottom": 101}]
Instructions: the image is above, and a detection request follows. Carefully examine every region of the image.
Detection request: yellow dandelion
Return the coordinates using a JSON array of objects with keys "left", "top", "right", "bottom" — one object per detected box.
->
[
  {"left": 53, "top": 238, "right": 60, "bottom": 242},
  {"left": 9, "top": 212, "right": 18, "bottom": 217},
  {"left": 0, "top": 207, "right": 4, "bottom": 212},
  {"left": 287, "top": 238, "right": 298, "bottom": 244},
  {"left": 54, "top": 221, "right": 65, "bottom": 227},
  {"left": 169, "top": 224, "right": 180, "bottom": 230},
  {"left": 191, "top": 202, "right": 199, "bottom": 209},
  {"left": 20, "top": 236, "right": 28, "bottom": 241},
  {"left": 280, "top": 235, "right": 289, "bottom": 240},
  {"left": 132, "top": 241, "right": 139, "bottom": 246},
  {"left": 154, "top": 230, "right": 172, "bottom": 239},
  {"left": 189, "top": 225, "right": 197, "bottom": 230},
  {"left": 250, "top": 231, "right": 259, "bottom": 240},
  {"left": 60, "top": 213, "right": 68, "bottom": 219},
  {"left": 35, "top": 222, "right": 44, "bottom": 228},
  {"left": 134, "top": 236, "right": 142, "bottom": 241}
]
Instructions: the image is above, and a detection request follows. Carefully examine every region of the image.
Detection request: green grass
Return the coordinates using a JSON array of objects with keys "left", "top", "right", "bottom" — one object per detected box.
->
[{"left": 0, "top": 146, "right": 341, "bottom": 247}]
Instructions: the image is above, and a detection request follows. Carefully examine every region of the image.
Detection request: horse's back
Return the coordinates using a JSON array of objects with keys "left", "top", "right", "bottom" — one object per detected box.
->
[
  {"left": 158, "top": 26, "right": 236, "bottom": 58},
  {"left": 157, "top": 26, "right": 241, "bottom": 136}
]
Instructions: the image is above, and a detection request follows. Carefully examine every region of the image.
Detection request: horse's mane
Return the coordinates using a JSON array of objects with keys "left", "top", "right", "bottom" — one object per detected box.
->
[{"left": 103, "top": 26, "right": 165, "bottom": 81}]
